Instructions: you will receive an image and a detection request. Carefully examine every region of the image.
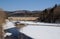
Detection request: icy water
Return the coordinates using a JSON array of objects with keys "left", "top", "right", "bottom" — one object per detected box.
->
[{"left": 7, "top": 21, "right": 60, "bottom": 39}]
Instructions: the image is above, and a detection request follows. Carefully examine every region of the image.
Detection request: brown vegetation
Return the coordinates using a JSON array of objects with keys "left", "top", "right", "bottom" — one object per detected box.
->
[
  {"left": 15, "top": 23, "right": 26, "bottom": 29},
  {"left": 4, "top": 4, "right": 60, "bottom": 23},
  {"left": 37, "top": 4, "right": 60, "bottom": 23},
  {"left": 8, "top": 17, "right": 39, "bottom": 21},
  {"left": 0, "top": 9, "right": 8, "bottom": 39}
]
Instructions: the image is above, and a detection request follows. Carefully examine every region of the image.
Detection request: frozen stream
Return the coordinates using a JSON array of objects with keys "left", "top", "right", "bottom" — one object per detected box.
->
[
  {"left": 19, "top": 21, "right": 60, "bottom": 39},
  {"left": 7, "top": 21, "right": 60, "bottom": 39}
]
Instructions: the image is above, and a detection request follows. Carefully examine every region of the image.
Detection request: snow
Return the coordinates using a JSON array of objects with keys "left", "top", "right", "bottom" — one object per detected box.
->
[
  {"left": 19, "top": 21, "right": 60, "bottom": 39},
  {"left": 20, "top": 25, "right": 60, "bottom": 39},
  {"left": 5, "top": 21, "right": 60, "bottom": 39},
  {"left": 4, "top": 32, "right": 12, "bottom": 37},
  {"left": 13, "top": 21, "right": 60, "bottom": 27},
  {"left": 3, "top": 19, "right": 16, "bottom": 30}
]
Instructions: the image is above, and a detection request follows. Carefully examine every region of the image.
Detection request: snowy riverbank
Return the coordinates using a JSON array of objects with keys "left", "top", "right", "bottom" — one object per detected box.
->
[
  {"left": 8, "top": 21, "right": 60, "bottom": 39},
  {"left": 20, "top": 24, "right": 60, "bottom": 39},
  {"left": 16, "top": 21, "right": 60, "bottom": 39}
]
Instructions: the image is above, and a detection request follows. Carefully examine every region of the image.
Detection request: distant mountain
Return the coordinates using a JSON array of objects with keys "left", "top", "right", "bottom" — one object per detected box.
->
[
  {"left": 6, "top": 10, "right": 41, "bottom": 17},
  {"left": 5, "top": 4, "right": 60, "bottom": 23}
]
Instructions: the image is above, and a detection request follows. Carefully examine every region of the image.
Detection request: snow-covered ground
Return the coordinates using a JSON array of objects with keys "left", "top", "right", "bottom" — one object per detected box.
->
[
  {"left": 19, "top": 21, "right": 60, "bottom": 39},
  {"left": 20, "top": 25, "right": 60, "bottom": 39},
  {"left": 7, "top": 21, "right": 60, "bottom": 39},
  {"left": 13, "top": 21, "right": 60, "bottom": 27}
]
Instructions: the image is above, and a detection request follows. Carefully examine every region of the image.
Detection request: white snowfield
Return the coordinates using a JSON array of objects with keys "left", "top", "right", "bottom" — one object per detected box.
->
[
  {"left": 20, "top": 25, "right": 60, "bottom": 39},
  {"left": 13, "top": 21, "right": 60, "bottom": 27},
  {"left": 12, "top": 21, "right": 60, "bottom": 39}
]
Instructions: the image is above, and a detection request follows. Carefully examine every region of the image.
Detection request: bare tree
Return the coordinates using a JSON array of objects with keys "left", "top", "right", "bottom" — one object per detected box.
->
[{"left": 49, "top": 4, "right": 57, "bottom": 23}]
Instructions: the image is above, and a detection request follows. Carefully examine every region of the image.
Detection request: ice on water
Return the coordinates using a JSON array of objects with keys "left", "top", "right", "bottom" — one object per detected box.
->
[{"left": 5, "top": 21, "right": 60, "bottom": 39}]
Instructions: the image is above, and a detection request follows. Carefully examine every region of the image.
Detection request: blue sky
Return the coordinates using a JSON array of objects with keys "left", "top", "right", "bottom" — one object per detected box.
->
[{"left": 0, "top": 0, "right": 60, "bottom": 11}]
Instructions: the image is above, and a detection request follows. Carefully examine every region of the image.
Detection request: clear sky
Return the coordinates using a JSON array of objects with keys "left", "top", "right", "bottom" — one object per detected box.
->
[{"left": 0, "top": 0, "right": 60, "bottom": 11}]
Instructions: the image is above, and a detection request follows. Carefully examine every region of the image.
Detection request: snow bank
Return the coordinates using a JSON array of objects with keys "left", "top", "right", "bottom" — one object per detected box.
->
[
  {"left": 13, "top": 21, "right": 60, "bottom": 27},
  {"left": 12, "top": 21, "right": 60, "bottom": 39},
  {"left": 20, "top": 25, "right": 60, "bottom": 39}
]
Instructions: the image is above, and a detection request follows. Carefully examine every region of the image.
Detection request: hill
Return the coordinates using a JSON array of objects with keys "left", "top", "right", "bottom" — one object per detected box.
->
[{"left": 5, "top": 4, "right": 60, "bottom": 23}]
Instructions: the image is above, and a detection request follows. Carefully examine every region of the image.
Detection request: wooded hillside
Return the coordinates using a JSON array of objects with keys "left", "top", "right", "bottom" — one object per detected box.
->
[{"left": 4, "top": 4, "right": 60, "bottom": 23}]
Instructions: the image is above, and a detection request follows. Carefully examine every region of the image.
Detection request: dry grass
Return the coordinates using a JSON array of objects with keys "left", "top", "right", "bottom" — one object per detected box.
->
[
  {"left": 8, "top": 17, "right": 39, "bottom": 21},
  {"left": 15, "top": 23, "right": 26, "bottom": 29},
  {"left": 0, "top": 9, "right": 8, "bottom": 39}
]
